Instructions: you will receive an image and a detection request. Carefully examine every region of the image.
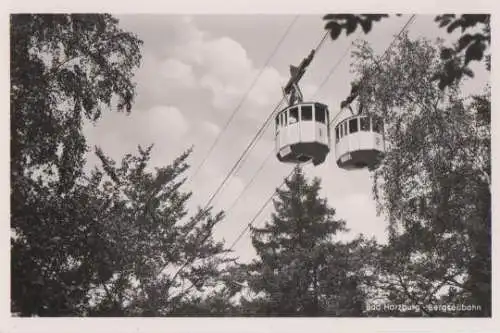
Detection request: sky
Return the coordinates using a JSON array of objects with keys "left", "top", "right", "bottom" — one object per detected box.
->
[{"left": 82, "top": 14, "right": 489, "bottom": 263}]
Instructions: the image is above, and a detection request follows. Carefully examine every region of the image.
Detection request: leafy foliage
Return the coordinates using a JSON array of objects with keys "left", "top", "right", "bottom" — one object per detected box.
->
[
  {"left": 433, "top": 14, "right": 490, "bottom": 89},
  {"left": 348, "top": 33, "right": 490, "bottom": 316},
  {"left": 10, "top": 13, "right": 237, "bottom": 316},
  {"left": 11, "top": 13, "right": 143, "bottom": 316},
  {"left": 322, "top": 14, "right": 490, "bottom": 92},
  {"left": 323, "top": 14, "right": 391, "bottom": 40},
  {"left": 84, "top": 146, "right": 235, "bottom": 316},
  {"left": 11, "top": 14, "right": 142, "bottom": 175},
  {"left": 241, "top": 167, "right": 375, "bottom": 316}
]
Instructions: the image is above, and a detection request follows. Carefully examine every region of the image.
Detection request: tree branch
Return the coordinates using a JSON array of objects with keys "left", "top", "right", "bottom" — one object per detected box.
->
[
  {"left": 396, "top": 273, "right": 433, "bottom": 316},
  {"left": 43, "top": 56, "right": 81, "bottom": 82}
]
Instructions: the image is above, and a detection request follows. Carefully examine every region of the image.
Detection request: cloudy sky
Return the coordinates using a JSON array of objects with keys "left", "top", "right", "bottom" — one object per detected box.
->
[{"left": 82, "top": 14, "right": 489, "bottom": 263}]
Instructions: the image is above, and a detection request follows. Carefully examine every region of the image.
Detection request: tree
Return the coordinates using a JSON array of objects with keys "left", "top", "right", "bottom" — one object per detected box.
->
[
  {"left": 348, "top": 33, "right": 490, "bottom": 316},
  {"left": 11, "top": 14, "right": 142, "bottom": 177},
  {"left": 11, "top": 13, "right": 240, "bottom": 317},
  {"left": 11, "top": 14, "right": 143, "bottom": 316},
  {"left": 83, "top": 145, "right": 236, "bottom": 316},
  {"left": 322, "top": 14, "right": 490, "bottom": 92},
  {"left": 241, "top": 167, "right": 374, "bottom": 316},
  {"left": 433, "top": 15, "right": 490, "bottom": 89}
]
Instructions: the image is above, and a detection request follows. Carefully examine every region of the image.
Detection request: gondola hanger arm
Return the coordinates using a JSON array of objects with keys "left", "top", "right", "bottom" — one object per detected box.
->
[{"left": 282, "top": 49, "right": 316, "bottom": 105}]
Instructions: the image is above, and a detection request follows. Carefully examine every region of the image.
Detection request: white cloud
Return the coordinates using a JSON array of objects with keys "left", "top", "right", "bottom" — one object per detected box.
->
[
  {"left": 160, "top": 58, "right": 196, "bottom": 88},
  {"left": 199, "top": 75, "right": 244, "bottom": 110},
  {"left": 200, "top": 37, "right": 254, "bottom": 84},
  {"left": 147, "top": 105, "right": 190, "bottom": 140},
  {"left": 200, "top": 120, "right": 221, "bottom": 137},
  {"left": 83, "top": 105, "right": 190, "bottom": 168},
  {"left": 170, "top": 17, "right": 287, "bottom": 112},
  {"left": 170, "top": 16, "right": 206, "bottom": 55},
  {"left": 81, "top": 15, "right": 488, "bottom": 268},
  {"left": 247, "top": 66, "right": 284, "bottom": 107}
]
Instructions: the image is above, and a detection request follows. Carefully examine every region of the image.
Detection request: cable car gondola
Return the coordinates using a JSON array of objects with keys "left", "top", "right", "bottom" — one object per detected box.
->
[
  {"left": 334, "top": 114, "right": 385, "bottom": 170},
  {"left": 274, "top": 50, "right": 331, "bottom": 166},
  {"left": 275, "top": 101, "right": 330, "bottom": 165}
]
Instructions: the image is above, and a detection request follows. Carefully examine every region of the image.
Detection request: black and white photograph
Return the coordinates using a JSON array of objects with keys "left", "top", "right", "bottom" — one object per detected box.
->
[{"left": 5, "top": 2, "right": 495, "bottom": 331}]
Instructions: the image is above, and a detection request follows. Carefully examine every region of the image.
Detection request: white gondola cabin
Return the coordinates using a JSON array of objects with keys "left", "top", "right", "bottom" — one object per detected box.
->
[
  {"left": 334, "top": 115, "right": 385, "bottom": 170},
  {"left": 275, "top": 102, "right": 330, "bottom": 166}
]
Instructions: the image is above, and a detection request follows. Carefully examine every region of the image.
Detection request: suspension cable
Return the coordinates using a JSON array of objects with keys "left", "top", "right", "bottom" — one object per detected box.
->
[
  {"left": 171, "top": 15, "right": 418, "bottom": 296},
  {"left": 169, "top": 20, "right": 333, "bottom": 291},
  {"left": 223, "top": 14, "right": 417, "bottom": 259},
  {"left": 188, "top": 15, "right": 300, "bottom": 183}
]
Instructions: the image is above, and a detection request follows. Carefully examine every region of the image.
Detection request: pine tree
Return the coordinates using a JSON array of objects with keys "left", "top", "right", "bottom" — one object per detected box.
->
[{"left": 243, "top": 166, "right": 368, "bottom": 316}]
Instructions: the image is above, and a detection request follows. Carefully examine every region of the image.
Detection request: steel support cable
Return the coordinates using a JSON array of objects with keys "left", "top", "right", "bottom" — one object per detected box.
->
[
  {"left": 311, "top": 36, "right": 355, "bottom": 100},
  {"left": 224, "top": 14, "right": 418, "bottom": 256},
  {"left": 189, "top": 15, "right": 300, "bottom": 183},
  {"left": 227, "top": 113, "right": 339, "bottom": 254},
  {"left": 173, "top": 159, "right": 311, "bottom": 300},
  {"left": 343, "top": 14, "right": 417, "bottom": 111},
  {"left": 227, "top": 161, "right": 308, "bottom": 251},
  {"left": 201, "top": 97, "right": 286, "bottom": 212},
  {"left": 170, "top": 23, "right": 334, "bottom": 290},
  {"left": 229, "top": 103, "right": 345, "bottom": 244},
  {"left": 220, "top": 31, "right": 356, "bottom": 221},
  {"left": 200, "top": 26, "right": 332, "bottom": 213},
  {"left": 167, "top": 96, "right": 287, "bottom": 289},
  {"left": 178, "top": 17, "right": 422, "bottom": 300},
  {"left": 223, "top": 148, "right": 275, "bottom": 215},
  {"left": 205, "top": 31, "right": 333, "bottom": 209}
]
